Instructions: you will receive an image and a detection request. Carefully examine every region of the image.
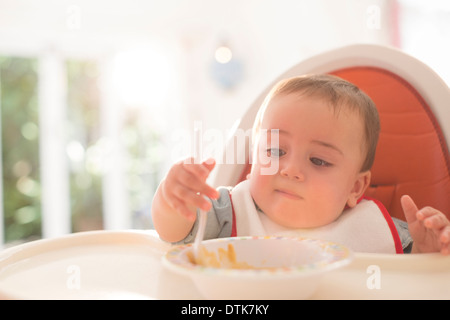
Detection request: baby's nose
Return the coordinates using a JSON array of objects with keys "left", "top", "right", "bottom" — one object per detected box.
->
[{"left": 280, "top": 163, "right": 305, "bottom": 181}]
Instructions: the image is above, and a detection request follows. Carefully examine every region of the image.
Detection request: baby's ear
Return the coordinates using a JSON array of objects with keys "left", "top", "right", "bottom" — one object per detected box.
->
[{"left": 346, "top": 171, "right": 371, "bottom": 208}]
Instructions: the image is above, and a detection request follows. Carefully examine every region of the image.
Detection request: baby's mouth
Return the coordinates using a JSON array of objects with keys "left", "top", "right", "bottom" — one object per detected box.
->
[{"left": 274, "top": 189, "right": 303, "bottom": 200}]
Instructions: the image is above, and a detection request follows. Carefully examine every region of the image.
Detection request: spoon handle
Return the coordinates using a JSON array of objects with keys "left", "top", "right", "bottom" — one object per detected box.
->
[
  {"left": 193, "top": 209, "right": 207, "bottom": 260},
  {"left": 193, "top": 123, "right": 207, "bottom": 262}
]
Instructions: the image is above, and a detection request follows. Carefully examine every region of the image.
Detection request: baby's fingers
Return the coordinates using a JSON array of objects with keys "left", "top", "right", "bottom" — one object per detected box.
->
[
  {"left": 163, "top": 183, "right": 211, "bottom": 221},
  {"left": 417, "top": 207, "right": 448, "bottom": 229},
  {"left": 183, "top": 157, "right": 211, "bottom": 177},
  {"left": 181, "top": 159, "right": 219, "bottom": 199},
  {"left": 172, "top": 182, "right": 212, "bottom": 211},
  {"left": 176, "top": 170, "right": 218, "bottom": 201},
  {"left": 440, "top": 226, "right": 450, "bottom": 255},
  {"left": 401, "top": 195, "right": 419, "bottom": 224}
]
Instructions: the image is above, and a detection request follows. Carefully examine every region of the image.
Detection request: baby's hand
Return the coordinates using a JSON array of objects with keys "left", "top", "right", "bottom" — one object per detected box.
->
[
  {"left": 401, "top": 195, "right": 450, "bottom": 255},
  {"left": 161, "top": 157, "right": 219, "bottom": 222}
]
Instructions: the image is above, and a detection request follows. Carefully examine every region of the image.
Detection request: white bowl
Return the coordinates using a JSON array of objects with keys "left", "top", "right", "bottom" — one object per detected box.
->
[{"left": 163, "top": 236, "right": 353, "bottom": 299}]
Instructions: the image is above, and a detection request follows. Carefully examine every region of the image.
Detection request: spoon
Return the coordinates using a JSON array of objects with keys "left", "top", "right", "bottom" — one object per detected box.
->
[
  {"left": 193, "top": 208, "right": 207, "bottom": 264},
  {"left": 192, "top": 125, "right": 207, "bottom": 264}
]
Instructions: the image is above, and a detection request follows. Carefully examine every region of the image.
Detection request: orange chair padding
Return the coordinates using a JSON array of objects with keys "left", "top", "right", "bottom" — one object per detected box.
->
[
  {"left": 330, "top": 67, "right": 450, "bottom": 221},
  {"left": 236, "top": 67, "right": 450, "bottom": 221}
]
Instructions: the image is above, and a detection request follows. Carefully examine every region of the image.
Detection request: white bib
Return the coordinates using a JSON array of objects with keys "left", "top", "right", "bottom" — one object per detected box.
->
[{"left": 230, "top": 180, "right": 402, "bottom": 254}]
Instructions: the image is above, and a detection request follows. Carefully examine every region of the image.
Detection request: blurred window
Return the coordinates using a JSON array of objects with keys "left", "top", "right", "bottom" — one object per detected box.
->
[
  {"left": 1, "top": 56, "right": 164, "bottom": 247},
  {"left": 398, "top": 0, "right": 450, "bottom": 85},
  {"left": 0, "top": 56, "right": 41, "bottom": 244}
]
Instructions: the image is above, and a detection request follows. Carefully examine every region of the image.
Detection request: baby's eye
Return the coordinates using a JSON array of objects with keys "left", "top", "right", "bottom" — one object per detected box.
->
[
  {"left": 310, "top": 157, "right": 332, "bottom": 167},
  {"left": 267, "top": 148, "right": 285, "bottom": 157}
]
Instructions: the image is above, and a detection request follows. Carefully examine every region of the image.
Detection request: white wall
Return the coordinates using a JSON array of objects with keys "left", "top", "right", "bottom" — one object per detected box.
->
[
  {"left": 167, "top": 0, "right": 398, "bottom": 134},
  {"left": 0, "top": 0, "right": 398, "bottom": 134}
]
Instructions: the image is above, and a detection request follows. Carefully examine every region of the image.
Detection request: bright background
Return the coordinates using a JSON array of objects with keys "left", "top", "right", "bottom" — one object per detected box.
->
[{"left": 0, "top": 0, "right": 449, "bottom": 247}]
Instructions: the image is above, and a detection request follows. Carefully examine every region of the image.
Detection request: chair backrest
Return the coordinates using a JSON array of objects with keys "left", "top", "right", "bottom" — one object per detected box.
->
[{"left": 210, "top": 44, "right": 450, "bottom": 221}]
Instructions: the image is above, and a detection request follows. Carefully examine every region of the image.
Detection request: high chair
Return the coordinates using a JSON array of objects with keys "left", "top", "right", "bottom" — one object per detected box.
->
[{"left": 210, "top": 44, "right": 450, "bottom": 221}]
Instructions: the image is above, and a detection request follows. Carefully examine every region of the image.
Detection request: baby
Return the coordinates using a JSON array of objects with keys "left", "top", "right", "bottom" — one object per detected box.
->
[{"left": 152, "top": 74, "right": 450, "bottom": 254}]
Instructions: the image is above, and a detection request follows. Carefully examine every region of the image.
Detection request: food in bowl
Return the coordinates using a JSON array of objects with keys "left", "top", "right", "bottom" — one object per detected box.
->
[
  {"left": 187, "top": 243, "right": 253, "bottom": 269},
  {"left": 163, "top": 236, "right": 353, "bottom": 299}
]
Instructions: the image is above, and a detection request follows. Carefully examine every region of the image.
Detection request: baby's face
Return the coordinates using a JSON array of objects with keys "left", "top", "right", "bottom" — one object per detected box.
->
[{"left": 249, "top": 93, "right": 370, "bottom": 228}]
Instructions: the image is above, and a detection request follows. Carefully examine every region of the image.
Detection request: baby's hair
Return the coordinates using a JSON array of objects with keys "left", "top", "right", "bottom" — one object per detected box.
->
[{"left": 253, "top": 74, "right": 380, "bottom": 172}]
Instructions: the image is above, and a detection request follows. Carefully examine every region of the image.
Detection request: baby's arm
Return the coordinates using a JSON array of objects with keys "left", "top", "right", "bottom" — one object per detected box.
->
[
  {"left": 151, "top": 157, "right": 219, "bottom": 243},
  {"left": 401, "top": 195, "right": 450, "bottom": 255}
]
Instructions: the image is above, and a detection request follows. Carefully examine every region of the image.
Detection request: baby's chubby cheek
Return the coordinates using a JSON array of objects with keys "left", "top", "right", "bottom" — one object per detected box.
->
[{"left": 248, "top": 173, "right": 268, "bottom": 201}]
